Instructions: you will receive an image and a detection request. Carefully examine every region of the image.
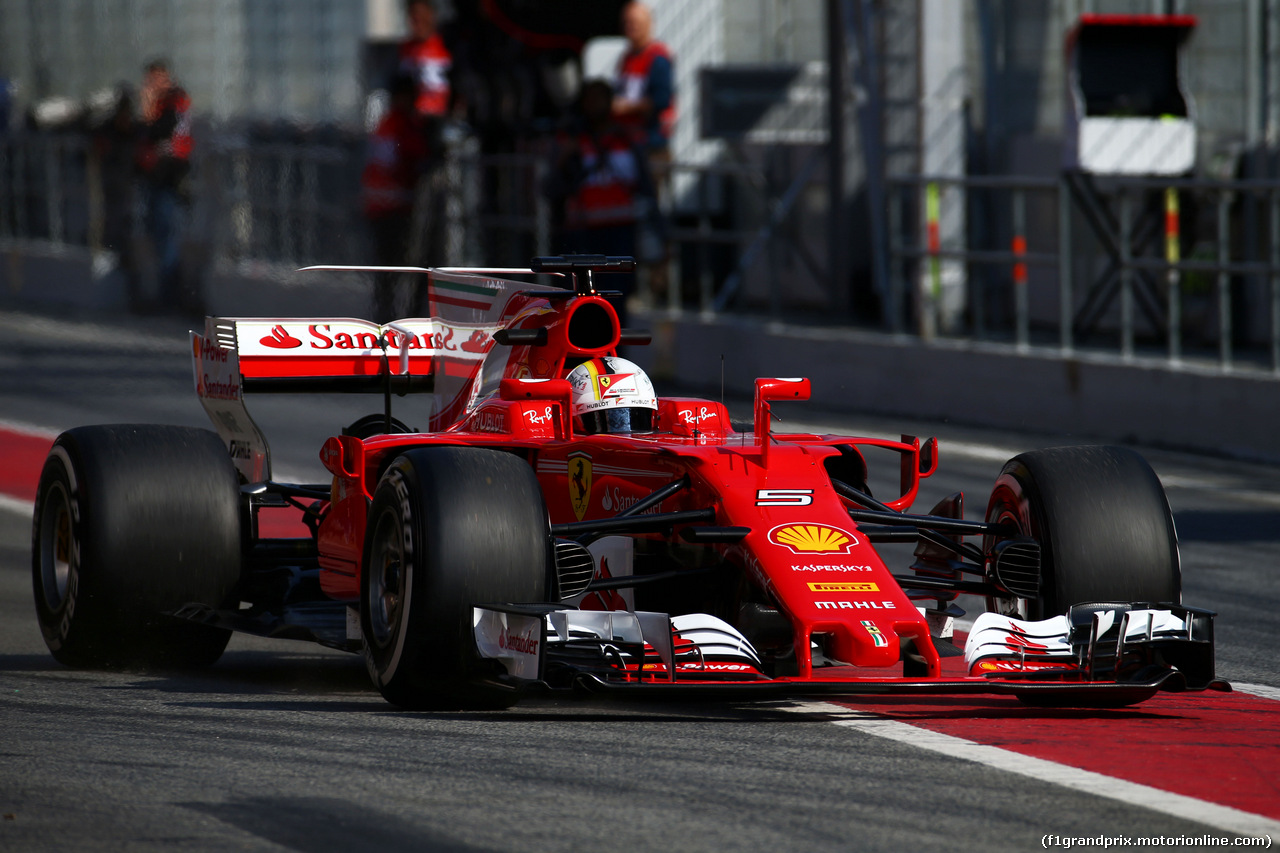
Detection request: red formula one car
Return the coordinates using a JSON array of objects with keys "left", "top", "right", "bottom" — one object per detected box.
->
[{"left": 31, "top": 256, "right": 1226, "bottom": 709}]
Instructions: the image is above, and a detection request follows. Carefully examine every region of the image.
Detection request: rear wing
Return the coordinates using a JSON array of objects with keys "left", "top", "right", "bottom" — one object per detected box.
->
[{"left": 191, "top": 265, "right": 569, "bottom": 482}]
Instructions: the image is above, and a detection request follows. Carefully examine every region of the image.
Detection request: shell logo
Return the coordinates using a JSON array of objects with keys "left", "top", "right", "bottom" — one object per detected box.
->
[{"left": 768, "top": 523, "right": 859, "bottom": 555}]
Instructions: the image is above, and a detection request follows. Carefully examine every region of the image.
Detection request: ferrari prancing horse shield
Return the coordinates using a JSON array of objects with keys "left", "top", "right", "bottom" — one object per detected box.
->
[{"left": 568, "top": 453, "right": 592, "bottom": 521}]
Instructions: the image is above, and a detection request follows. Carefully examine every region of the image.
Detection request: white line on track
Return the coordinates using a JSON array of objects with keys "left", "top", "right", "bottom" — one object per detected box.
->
[
  {"left": 0, "top": 418, "right": 59, "bottom": 440},
  {"left": 1, "top": 418, "right": 1276, "bottom": 830},
  {"left": 786, "top": 700, "right": 1280, "bottom": 838},
  {"left": 1234, "top": 682, "right": 1280, "bottom": 702},
  {"left": 789, "top": 420, "right": 1280, "bottom": 504},
  {"left": 0, "top": 311, "right": 189, "bottom": 354},
  {"left": 0, "top": 494, "right": 33, "bottom": 518}
]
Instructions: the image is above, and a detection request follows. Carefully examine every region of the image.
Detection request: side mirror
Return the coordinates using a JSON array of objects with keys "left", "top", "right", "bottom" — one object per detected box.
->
[{"left": 919, "top": 436, "right": 938, "bottom": 476}]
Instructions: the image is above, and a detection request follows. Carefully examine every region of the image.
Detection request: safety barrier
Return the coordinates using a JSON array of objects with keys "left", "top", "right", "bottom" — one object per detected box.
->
[
  {"left": 5, "top": 129, "right": 1280, "bottom": 378},
  {"left": 0, "top": 133, "right": 92, "bottom": 249},
  {"left": 890, "top": 173, "right": 1280, "bottom": 375}
]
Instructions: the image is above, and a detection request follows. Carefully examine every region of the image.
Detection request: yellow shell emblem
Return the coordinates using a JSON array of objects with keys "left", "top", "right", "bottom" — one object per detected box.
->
[{"left": 768, "top": 523, "right": 858, "bottom": 555}]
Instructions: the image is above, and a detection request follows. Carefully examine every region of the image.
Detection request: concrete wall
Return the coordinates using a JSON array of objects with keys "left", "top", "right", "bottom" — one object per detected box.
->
[
  {"left": 632, "top": 308, "right": 1280, "bottom": 462},
  {"left": 3, "top": 251, "right": 1276, "bottom": 461}
]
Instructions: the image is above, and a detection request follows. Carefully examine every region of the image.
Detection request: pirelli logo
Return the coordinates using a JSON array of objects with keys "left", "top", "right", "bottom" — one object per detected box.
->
[{"left": 807, "top": 582, "right": 879, "bottom": 592}]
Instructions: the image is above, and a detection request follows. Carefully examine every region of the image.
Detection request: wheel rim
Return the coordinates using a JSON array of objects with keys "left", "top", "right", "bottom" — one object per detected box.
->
[
  {"left": 38, "top": 481, "right": 75, "bottom": 611},
  {"left": 366, "top": 506, "right": 404, "bottom": 648}
]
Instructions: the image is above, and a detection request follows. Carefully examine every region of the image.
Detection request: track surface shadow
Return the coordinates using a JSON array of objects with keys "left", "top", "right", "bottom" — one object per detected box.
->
[{"left": 184, "top": 796, "right": 496, "bottom": 853}]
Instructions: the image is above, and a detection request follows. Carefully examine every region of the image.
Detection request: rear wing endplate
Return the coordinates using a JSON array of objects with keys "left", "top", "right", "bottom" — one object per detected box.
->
[{"left": 192, "top": 316, "right": 463, "bottom": 482}]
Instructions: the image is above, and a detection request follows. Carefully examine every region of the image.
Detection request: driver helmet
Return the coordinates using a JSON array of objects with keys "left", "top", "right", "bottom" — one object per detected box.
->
[{"left": 567, "top": 356, "right": 657, "bottom": 434}]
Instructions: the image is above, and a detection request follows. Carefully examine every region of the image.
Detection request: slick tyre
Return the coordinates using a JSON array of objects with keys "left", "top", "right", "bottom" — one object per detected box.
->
[
  {"left": 985, "top": 445, "right": 1180, "bottom": 620},
  {"left": 32, "top": 425, "right": 241, "bottom": 668},
  {"left": 362, "top": 447, "right": 549, "bottom": 710}
]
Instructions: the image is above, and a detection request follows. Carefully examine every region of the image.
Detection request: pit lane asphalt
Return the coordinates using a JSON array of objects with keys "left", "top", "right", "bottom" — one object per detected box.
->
[{"left": 0, "top": 308, "right": 1276, "bottom": 851}]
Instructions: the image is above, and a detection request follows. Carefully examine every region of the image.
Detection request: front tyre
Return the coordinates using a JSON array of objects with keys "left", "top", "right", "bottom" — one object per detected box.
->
[
  {"left": 985, "top": 445, "right": 1180, "bottom": 620},
  {"left": 361, "top": 447, "right": 549, "bottom": 710},
  {"left": 32, "top": 425, "right": 241, "bottom": 668}
]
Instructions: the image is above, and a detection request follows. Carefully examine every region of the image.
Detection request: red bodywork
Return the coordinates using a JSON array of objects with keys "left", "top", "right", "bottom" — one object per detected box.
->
[
  {"left": 187, "top": 265, "right": 1221, "bottom": 701},
  {"left": 261, "top": 271, "right": 947, "bottom": 680}
]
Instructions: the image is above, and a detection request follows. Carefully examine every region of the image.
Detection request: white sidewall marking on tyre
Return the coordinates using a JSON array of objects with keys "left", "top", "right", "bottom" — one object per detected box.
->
[{"left": 785, "top": 701, "right": 1280, "bottom": 838}]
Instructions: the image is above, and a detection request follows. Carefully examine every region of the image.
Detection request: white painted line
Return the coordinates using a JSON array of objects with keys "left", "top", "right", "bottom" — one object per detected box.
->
[
  {"left": 0, "top": 311, "right": 188, "bottom": 354},
  {"left": 786, "top": 701, "right": 1280, "bottom": 838},
  {"left": 788, "top": 420, "right": 1023, "bottom": 465},
  {"left": 0, "top": 418, "right": 59, "bottom": 440},
  {"left": 785, "top": 420, "right": 1280, "bottom": 499},
  {"left": 0, "top": 493, "right": 34, "bottom": 517},
  {"left": 936, "top": 440, "right": 1024, "bottom": 463},
  {"left": 1235, "top": 682, "right": 1280, "bottom": 702}
]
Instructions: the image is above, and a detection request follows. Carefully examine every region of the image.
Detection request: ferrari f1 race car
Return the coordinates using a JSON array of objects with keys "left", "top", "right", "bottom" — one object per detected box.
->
[{"left": 32, "top": 256, "right": 1227, "bottom": 709}]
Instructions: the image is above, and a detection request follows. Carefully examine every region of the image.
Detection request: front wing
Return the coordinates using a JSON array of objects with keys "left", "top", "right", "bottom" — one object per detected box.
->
[{"left": 471, "top": 602, "right": 1228, "bottom": 705}]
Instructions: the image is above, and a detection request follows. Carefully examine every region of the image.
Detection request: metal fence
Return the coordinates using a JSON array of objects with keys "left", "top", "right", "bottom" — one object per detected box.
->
[
  {"left": 6, "top": 128, "right": 1280, "bottom": 377},
  {"left": 889, "top": 174, "right": 1280, "bottom": 375},
  {"left": 0, "top": 133, "right": 92, "bottom": 248},
  {"left": 0, "top": 130, "right": 836, "bottom": 310}
]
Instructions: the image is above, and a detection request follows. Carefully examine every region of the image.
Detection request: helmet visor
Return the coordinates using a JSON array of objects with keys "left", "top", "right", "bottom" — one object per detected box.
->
[{"left": 582, "top": 407, "right": 654, "bottom": 434}]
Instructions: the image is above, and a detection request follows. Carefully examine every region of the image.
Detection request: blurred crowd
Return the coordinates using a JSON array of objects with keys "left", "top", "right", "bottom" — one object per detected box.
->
[
  {"left": 46, "top": 58, "right": 198, "bottom": 313},
  {"left": 362, "top": 0, "right": 677, "bottom": 322},
  {"left": 1, "top": 0, "right": 679, "bottom": 322}
]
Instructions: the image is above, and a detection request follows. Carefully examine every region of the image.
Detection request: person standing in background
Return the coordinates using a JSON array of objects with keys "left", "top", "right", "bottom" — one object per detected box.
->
[
  {"left": 138, "top": 58, "right": 193, "bottom": 312},
  {"left": 362, "top": 74, "right": 430, "bottom": 323},
  {"left": 94, "top": 86, "right": 139, "bottom": 305},
  {"left": 396, "top": 0, "right": 453, "bottom": 292},
  {"left": 613, "top": 1, "right": 675, "bottom": 303},
  {"left": 547, "top": 79, "right": 651, "bottom": 327},
  {"left": 613, "top": 1, "right": 675, "bottom": 154},
  {"left": 399, "top": 0, "right": 453, "bottom": 125}
]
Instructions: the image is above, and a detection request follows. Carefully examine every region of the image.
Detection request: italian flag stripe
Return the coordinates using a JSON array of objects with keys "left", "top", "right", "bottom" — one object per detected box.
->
[
  {"left": 431, "top": 293, "right": 493, "bottom": 311},
  {"left": 432, "top": 280, "right": 496, "bottom": 299}
]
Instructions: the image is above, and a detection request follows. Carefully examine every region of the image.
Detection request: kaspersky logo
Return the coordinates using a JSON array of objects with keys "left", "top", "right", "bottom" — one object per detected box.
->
[
  {"left": 768, "top": 523, "right": 859, "bottom": 555},
  {"left": 259, "top": 324, "right": 302, "bottom": 349}
]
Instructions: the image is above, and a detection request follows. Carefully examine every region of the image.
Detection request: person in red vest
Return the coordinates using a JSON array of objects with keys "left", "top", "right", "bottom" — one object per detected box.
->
[
  {"left": 613, "top": 2, "right": 674, "bottom": 304},
  {"left": 399, "top": 0, "right": 452, "bottom": 122},
  {"left": 362, "top": 75, "right": 430, "bottom": 322},
  {"left": 138, "top": 58, "right": 193, "bottom": 311},
  {"left": 613, "top": 1, "right": 675, "bottom": 154},
  {"left": 547, "top": 79, "right": 653, "bottom": 326}
]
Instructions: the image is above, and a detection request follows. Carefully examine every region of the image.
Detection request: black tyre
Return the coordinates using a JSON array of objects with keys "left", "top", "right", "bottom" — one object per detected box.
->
[
  {"left": 985, "top": 445, "right": 1180, "bottom": 620},
  {"left": 32, "top": 425, "right": 241, "bottom": 668},
  {"left": 361, "top": 446, "right": 549, "bottom": 709}
]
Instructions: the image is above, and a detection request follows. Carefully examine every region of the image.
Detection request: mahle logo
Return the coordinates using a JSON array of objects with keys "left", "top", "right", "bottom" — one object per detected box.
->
[{"left": 768, "top": 523, "right": 858, "bottom": 555}]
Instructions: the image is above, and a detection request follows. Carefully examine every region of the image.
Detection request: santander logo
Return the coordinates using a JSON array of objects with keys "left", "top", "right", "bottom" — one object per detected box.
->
[{"left": 259, "top": 324, "right": 303, "bottom": 349}]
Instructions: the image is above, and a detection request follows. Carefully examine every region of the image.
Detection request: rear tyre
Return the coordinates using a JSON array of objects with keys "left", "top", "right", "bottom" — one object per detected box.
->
[
  {"left": 32, "top": 425, "right": 241, "bottom": 668},
  {"left": 984, "top": 445, "right": 1180, "bottom": 620},
  {"left": 361, "top": 447, "right": 549, "bottom": 710}
]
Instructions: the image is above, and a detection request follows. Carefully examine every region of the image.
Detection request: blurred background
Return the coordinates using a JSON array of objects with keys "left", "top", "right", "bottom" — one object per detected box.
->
[{"left": 3, "top": 0, "right": 1280, "bottom": 456}]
